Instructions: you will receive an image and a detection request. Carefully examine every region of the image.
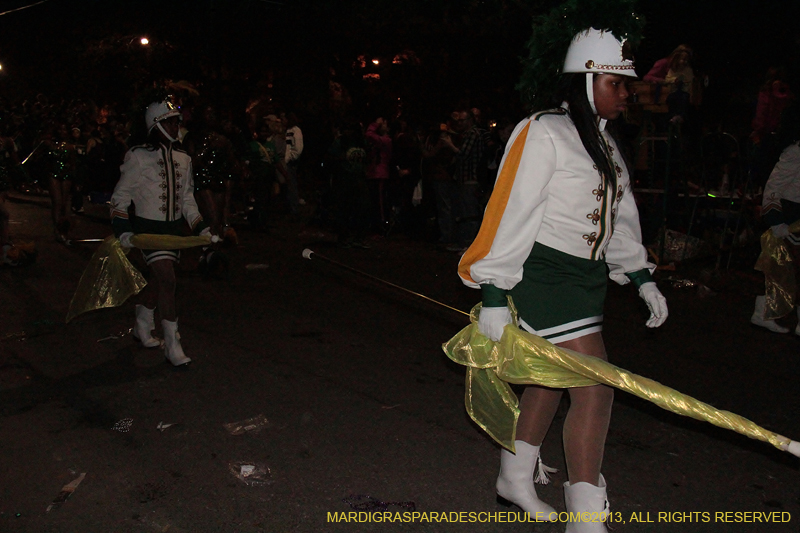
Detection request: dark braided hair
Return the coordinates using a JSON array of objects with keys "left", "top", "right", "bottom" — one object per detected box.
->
[{"left": 554, "top": 73, "right": 629, "bottom": 190}]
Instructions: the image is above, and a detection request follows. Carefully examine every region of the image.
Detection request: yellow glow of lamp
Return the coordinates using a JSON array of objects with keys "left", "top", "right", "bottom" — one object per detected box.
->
[{"left": 140, "top": 37, "right": 149, "bottom": 46}]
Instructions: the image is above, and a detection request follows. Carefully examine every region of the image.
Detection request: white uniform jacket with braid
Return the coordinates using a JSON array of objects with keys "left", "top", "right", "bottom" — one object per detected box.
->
[
  {"left": 458, "top": 107, "right": 654, "bottom": 290},
  {"left": 110, "top": 143, "right": 204, "bottom": 231},
  {"left": 762, "top": 143, "right": 800, "bottom": 224}
]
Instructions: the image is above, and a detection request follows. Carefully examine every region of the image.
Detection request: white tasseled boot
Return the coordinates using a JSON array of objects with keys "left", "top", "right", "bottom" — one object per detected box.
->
[
  {"left": 162, "top": 318, "right": 191, "bottom": 367},
  {"left": 564, "top": 475, "right": 610, "bottom": 533},
  {"left": 133, "top": 305, "right": 162, "bottom": 348},
  {"left": 751, "top": 296, "right": 790, "bottom": 333},
  {"left": 496, "top": 440, "right": 558, "bottom": 521}
]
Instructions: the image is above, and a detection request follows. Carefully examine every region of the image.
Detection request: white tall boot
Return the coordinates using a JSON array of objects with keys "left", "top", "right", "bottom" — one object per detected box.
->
[
  {"left": 751, "top": 296, "right": 790, "bottom": 333},
  {"left": 496, "top": 440, "right": 557, "bottom": 521},
  {"left": 133, "top": 305, "right": 162, "bottom": 348},
  {"left": 564, "top": 475, "right": 610, "bottom": 533},
  {"left": 161, "top": 318, "right": 191, "bottom": 366}
]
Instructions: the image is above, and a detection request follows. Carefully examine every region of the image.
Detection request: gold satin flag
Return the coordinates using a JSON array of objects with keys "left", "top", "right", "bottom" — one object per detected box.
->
[
  {"left": 66, "top": 234, "right": 211, "bottom": 323},
  {"left": 443, "top": 303, "right": 800, "bottom": 458},
  {"left": 754, "top": 220, "right": 800, "bottom": 320}
]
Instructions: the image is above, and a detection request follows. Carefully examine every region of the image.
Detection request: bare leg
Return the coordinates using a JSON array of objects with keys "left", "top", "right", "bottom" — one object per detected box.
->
[
  {"left": 513, "top": 332, "right": 612, "bottom": 485},
  {"left": 515, "top": 386, "right": 563, "bottom": 446},
  {"left": 138, "top": 264, "right": 159, "bottom": 310},
  {"left": 560, "top": 332, "right": 613, "bottom": 484},
  {"left": 149, "top": 258, "right": 177, "bottom": 321}
]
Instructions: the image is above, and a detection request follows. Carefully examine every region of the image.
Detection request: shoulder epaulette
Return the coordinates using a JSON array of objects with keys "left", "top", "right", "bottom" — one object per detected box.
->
[
  {"left": 130, "top": 144, "right": 157, "bottom": 152},
  {"left": 532, "top": 108, "right": 568, "bottom": 121}
]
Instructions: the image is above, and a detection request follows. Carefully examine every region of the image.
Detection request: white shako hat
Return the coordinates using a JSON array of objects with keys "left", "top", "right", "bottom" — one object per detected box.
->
[
  {"left": 562, "top": 27, "right": 636, "bottom": 78},
  {"left": 145, "top": 100, "right": 181, "bottom": 133}
]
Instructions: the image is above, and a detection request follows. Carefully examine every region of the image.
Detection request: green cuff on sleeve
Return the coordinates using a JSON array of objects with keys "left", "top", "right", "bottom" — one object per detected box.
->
[
  {"left": 481, "top": 284, "right": 508, "bottom": 307},
  {"left": 193, "top": 219, "right": 209, "bottom": 235},
  {"left": 111, "top": 217, "right": 133, "bottom": 238},
  {"left": 626, "top": 268, "right": 654, "bottom": 289}
]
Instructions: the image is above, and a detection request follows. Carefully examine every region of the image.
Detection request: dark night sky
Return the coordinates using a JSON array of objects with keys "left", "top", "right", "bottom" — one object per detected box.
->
[{"left": 0, "top": 0, "right": 797, "bottom": 127}]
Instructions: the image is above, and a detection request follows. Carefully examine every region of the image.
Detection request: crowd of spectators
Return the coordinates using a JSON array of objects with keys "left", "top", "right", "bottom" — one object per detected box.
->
[
  {"left": 0, "top": 89, "right": 517, "bottom": 254},
  {"left": 0, "top": 61, "right": 793, "bottom": 261}
]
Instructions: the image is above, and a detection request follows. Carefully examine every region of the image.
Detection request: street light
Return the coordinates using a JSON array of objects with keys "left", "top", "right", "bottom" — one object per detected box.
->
[
  {"left": 372, "top": 59, "right": 379, "bottom": 65},
  {"left": 140, "top": 37, "right": 149, "bottom": 46}
]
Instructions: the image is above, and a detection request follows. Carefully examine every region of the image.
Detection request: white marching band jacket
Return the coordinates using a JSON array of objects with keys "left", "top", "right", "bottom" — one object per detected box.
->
[
  {"left": 110, "top": 143, "right": 204, "bottom": 233},
  {"left": 762, "top": 143, "right": 800, "bottom": 224},
  {"left": 459, "top": 107, "right": 655, "bottom": 291}
]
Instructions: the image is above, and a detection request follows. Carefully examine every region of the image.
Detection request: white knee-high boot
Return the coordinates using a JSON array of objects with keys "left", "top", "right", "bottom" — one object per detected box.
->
[
  {"left": 162, "top": 318, "right": 191, "bottom": 366},
  {"left": 496, "top": 440, "right": 557, "bottom": 521},
  {"left": 751, "top": 296, "right": 790, "bottom": 333},
  {"left": 564, "top": 475, "right": 609, "bottom": 533},
  {"left": 133, "top": 305, "right": 162, "bottom": 348}
]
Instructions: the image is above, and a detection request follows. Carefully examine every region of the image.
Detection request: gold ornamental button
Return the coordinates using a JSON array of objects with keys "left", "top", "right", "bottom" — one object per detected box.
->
[{"left": 585, "top": 60, "right": 594, "bottom": 69}]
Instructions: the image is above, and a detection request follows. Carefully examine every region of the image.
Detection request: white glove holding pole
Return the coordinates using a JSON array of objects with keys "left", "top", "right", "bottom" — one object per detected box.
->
[
  {"left": 478, "top": 306, "right": 512, "bottom": 341},
  {"left": 200, "top": 227, "right": 222, "bottom": 244},
  {"left": 639, "top": 282, "right": 668, "bottom": 328},
  {"left": 119, "top": 232, "right": 134, "bottom": 248},
  {"left": 772, "top": 223, "right": 791, "bottom": 239},
  {"left": 771, "top": 223, "right": 800, "bottom": 245}
]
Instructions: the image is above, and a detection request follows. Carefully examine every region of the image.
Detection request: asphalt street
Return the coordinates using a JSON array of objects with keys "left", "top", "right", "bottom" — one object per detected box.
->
[{"left": 1, "top": 194, "right": 799, "bottom": 533}]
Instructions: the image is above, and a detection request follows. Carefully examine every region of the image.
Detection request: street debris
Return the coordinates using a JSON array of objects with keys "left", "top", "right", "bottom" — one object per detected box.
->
[
  {"left": 666, "top": 277, "right": 699, "bottom": 289},
  {"left": 342, "top": 494, "right": 416, "bottom": 512},
  {"left": 223, "top": 414, "right": 269, "bottom": 435},
  {"left": 2, "top": 332, "right": 27, "bottom": 342},
  {"left": 97, "top": 328, "right": 133, "bottom": 343},
  {"left": 228, "top": 462, "right": 271, "bottom": 486},
  {"left": 46, "top": 473, "right": 86, "bottom": 512},
  {"left": 112, "top": 418, "right": 134, "bottom": 432},
  {"left": 156, "top": 422, "right": 176, "bottom": 432},
  {"left": 664, "top": 277, "right": 716, "bottom": 297}
]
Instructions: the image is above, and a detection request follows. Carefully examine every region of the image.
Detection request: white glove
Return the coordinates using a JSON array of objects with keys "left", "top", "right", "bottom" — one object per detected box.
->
[
  {"left": 477, "top": 306, "right": 512, "bottom": 341},
  {"left": 772, "top": 224, "right": 791, "bottom": 239},
  {"left": 200, "top": 227, "right": 222, "bottom": 244},
  {"left": 119, "top": 232, "right": 134, "bottom": 248},
  {"left": 639, "top": 282, "right": 668, "bottom": 328}
]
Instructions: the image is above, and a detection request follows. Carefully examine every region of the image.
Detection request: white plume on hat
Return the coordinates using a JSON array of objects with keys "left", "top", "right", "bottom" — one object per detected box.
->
[{"left": 563, "top": 28, "right": 636, "bottom": 77}]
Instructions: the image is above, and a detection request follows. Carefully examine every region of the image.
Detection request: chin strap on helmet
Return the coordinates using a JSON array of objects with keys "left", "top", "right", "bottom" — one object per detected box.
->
[
  {"left": 585, "top": 73, "right": 607, "bottom": 132},
  {"left": 156, "top": 122, "right": 179, "bottom": 143}
]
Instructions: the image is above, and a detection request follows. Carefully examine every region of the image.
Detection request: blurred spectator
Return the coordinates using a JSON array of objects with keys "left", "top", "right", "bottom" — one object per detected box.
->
[
  {"left": 45, "top": 122, "right": 78, "bottom": 244},
  {"left": 71, "top": 126, "right": 87, "bottom": 213},
  {"left": 423, "top": 121, "right": 458, "bottom": 248},
  {"left": 751, "top": 67, "right": 794, "bottom": 189},
  {"left": 327, "top": 117, "right": 371, "bottom": 248},
  {"left": 244, "top": 120, "right": 280, "bottom": 231},
  {"left": 445, "top": 109, "right": 485, "bottom": 251},
  {"left": 283, "top": 111, "right": 305, "bottom": 215},
  {"left": 184, "top": 105, "right": 241, "bottom": 244},
  {"left": 390, "top": 117, "right": 422, "bottom": 234},
  {"left": 365, "top": 116, "right": 392, "bottom": 230},
  {"left": 644, "top": 45, "right": 693, "bottom": 84},
  {"left": 264, "top": 113, "right": 290, "bottom": 212}
]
